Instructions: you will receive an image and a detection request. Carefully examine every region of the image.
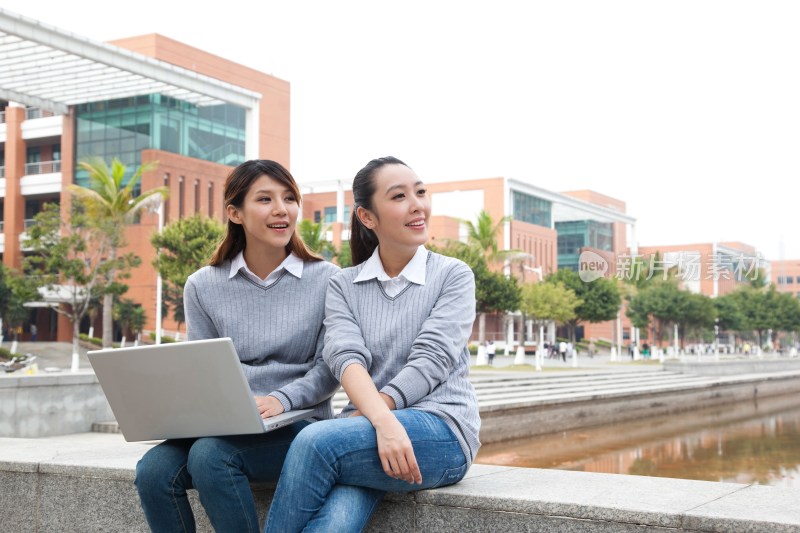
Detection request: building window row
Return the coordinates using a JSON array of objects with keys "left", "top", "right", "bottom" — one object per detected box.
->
[
  {"left": 163, "top": 173, "right": 219, "bottom": 224},
  {"left": 777, "top": 276, "right": 800, "bottom": 285}
]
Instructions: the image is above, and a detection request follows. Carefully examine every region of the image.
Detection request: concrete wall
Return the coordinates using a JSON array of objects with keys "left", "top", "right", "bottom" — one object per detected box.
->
[
  {"left": 664, "top": 359, "right": 800, "bottom": 376},
  {"left": 0, "top": 372, "right": 113, "bottom": 438},
  {"left": 2, "top": 434, "right": 798, "bottom": 533}
]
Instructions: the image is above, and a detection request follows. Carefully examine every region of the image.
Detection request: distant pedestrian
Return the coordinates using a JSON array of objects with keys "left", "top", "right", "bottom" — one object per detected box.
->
[
  {"left": 30, "top": 324, "right": 38, "bottom": 342},
  {"left": 487, "top": 340, "right": 496, "bottom": 365},
  {"left": 558, "top": 341, "right": 567, "bottom": 362},
  {"left": 588, "top": 339, "right": 596, "bottom": 359}
]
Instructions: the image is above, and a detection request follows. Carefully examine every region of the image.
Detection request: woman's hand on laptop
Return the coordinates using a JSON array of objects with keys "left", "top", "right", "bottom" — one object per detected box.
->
[{"left": 255, "top": 395, "right": 285, "bottom": 419}]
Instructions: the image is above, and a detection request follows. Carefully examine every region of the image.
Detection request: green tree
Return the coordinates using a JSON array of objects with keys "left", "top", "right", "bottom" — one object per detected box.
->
[
  {"left": 0, "top": 266, "right": 39, "bottom": 343},
  {"left": 546, "top": 269, "right": 621, "bottom": 341},
  {"left": 23, "top": 202, "right": 121, "bottom": 369},
  {"left": 151, "top": 215, "right": 224, "bottom": 332},
  {"left": 462, "top": 210, "right": 522, "bottom": 265},
  {"left": 437, "top": 242, "right": 521, "bottom": 345},
  {"left": 113, "top": 298, "right": 146, "bottom": 342},
  {"left": 70, "top": 157, "right": 168, "bottom": 348},
  {"left": 519, "top": 281, "right": 581, "bottom": 329},
  {"left": 298, "top": 219, "right": 335, "bottom": 260},
  {"left": 677, "top": 292, "right": 717, "bottom": 345},
  {"left": 336, "top": 241, "right": 353, "bottom": 268}
]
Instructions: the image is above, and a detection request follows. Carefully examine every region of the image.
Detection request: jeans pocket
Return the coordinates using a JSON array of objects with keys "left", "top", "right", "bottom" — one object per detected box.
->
[{"left": 431, "top": 463, "right": 468, "bottom": 489}]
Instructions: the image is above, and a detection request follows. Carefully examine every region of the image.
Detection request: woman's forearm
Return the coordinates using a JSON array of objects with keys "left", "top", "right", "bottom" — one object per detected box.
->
[{"left": 341, "top": 364, "right": 394, "bottom": 424}]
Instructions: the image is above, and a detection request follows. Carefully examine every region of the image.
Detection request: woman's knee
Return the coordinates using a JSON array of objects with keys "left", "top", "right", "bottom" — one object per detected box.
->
[
  {"left": 135, "top": 445, "right": 185, "bottom": 492},
  {"left": 186, "top": 438, "right": 237, "bottom": 484}
]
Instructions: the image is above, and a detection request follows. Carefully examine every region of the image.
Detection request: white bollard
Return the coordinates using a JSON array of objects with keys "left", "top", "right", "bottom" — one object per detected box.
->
[
  {"left": 610, "top": 346, "right": 617, "bottom": 361},
  {"left": 88, "top": 326, "right": 94, "bottom": 340},
  {"left": 71, "top": 351, "right": 80, "bottom": 373},
  {"left": 514, "top": 345, "right": 526, "bottom": 365},
  {"left": 120, "top": 336, "right": 126, "bottom": 348},
  {"left": 475, "top": 345, "right": 488, "bottom": 366}
]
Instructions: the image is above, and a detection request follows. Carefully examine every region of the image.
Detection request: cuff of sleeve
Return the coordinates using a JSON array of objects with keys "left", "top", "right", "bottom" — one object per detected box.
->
[
  {"left": 379, "top": 383, "right": 407, "bottom": 410},
  {"left": 334, "top": 358, "right": 366, "bottom": 381},
  {"left": 381, "top": 366, "right": 429, "bottom": 409},
  {"left": 269, "top": 390, "right": 294, "bottom": 412}
]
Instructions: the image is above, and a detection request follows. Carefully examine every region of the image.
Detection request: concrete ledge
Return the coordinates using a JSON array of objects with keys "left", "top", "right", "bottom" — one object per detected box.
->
[
  {"left": 1, "top": 433, "right": 798, "bottom": 532},
  {"left": 664, "top": 358, "right": 800, "bottom": 376}
]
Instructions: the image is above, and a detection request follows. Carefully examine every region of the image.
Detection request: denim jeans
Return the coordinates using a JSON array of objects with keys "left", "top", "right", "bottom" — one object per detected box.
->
[
  {"left": 134, "top": 420, "right": 311, "bottom": 533},
  {"left": 265, "top": 409, "right": 468, "bottom": 533}
]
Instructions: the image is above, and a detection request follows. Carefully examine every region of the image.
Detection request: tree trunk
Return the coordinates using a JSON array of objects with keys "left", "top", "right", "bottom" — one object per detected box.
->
[
  {"left": 478, "top": 313, "right": 486, "bottom": 345},
  {"left": 71, "top": 320, "right": 81, "bottom": 372},
  {"left": 102, "top": 247, "right": 117, "bottom": 348}
]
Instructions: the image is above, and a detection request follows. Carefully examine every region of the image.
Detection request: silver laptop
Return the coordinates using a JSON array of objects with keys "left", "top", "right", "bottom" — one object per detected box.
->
[{"left": 88, "top": 338, "right": 314, "bottom": 442}]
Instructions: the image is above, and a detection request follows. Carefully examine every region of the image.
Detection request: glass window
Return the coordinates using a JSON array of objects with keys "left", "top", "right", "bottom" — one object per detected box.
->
[
  {"left": 512, "top": 191, "right": 552, "bottom": 228},
  {"left": 208, "top": 182, "right": 214, "bottom": 217},
  {"left": 179, "top": 176, "right": 185, "bottom": 219},
  {"left": 788, "top": 277, "right": 795, "bottom": 285},
  {"left": 26, "top": 147, "right": 41, "bottom": 164}
]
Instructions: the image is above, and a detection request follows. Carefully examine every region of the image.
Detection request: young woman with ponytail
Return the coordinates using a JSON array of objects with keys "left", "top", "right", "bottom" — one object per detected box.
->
[
  {"left": 265, "top": 156, "right": 481, "bottom": 532},
  {"left": 135, "top": 159, "right": 340, "bottom": 533}
]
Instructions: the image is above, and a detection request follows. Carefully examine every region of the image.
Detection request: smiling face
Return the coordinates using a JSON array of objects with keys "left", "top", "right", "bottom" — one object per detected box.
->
[
  {"left": 356, "top": 164, "right": 431, "bottom": 255},
  {"left": 226, "top": 174, "right": 299, "bottom": 255}
]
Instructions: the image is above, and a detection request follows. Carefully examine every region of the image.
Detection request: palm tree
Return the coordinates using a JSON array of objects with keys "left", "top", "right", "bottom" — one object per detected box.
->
[
  {"left": 463, "top": 210, "right": 511, "bottom": 264},
  {"left": 298, "top": 219, "right": 335, "bottom": 259},
  {"left": 69, "top": 157, "right": 168, "bottom": 348}
]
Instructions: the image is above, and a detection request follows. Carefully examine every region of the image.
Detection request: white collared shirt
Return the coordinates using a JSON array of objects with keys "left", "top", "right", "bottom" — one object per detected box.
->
[
  {"left": 229, "top": 250, "right": 304, "bottom": 287},
  {"left": 353, "top": 245, "right": 428, "bottom": 297}
]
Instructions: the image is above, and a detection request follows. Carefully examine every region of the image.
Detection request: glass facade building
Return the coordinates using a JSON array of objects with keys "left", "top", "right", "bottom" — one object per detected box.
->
[
  {"left": 555, "top": 220, "right": 614, "bottom": 270},
  {"left": 512, "top": 191, "right": 552, "bottom": 228},
  {"left": 75, "top": 94, "right": 246, "bottom": 187}
]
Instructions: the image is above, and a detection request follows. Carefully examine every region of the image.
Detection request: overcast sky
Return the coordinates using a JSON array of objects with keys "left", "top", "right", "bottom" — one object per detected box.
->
[{"left": 4, "top": 1, "right": 799, "bottom": 260}]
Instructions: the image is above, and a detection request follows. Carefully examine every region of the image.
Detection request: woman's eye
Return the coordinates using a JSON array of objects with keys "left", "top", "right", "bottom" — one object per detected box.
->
[
  {"left": 285, "top": 196, "right": 297, "bottom": 203},
  {"left": 258, "top": 197, "right": 270, "bottom": 202},
  {"left": 417, "top": 188, "right": 427, "bottom": 196},
  {"left": 393, "top": 193, "right": 405, "bottom": 200}
]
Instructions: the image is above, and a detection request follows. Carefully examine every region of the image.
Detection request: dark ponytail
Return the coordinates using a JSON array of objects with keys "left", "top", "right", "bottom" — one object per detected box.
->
[{"left": 350, "top": 156, "right": 408, "bottom": 265}]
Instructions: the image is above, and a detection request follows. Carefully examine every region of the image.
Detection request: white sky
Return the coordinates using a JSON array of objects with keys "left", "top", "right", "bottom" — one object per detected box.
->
[{"left": 4, "top": 1, "right": 799, "bottom": 259}]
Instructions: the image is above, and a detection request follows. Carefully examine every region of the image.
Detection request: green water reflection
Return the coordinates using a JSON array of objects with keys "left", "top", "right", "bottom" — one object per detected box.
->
[{"left": 476, "top": 393, "right": 800, "bottom": 487}]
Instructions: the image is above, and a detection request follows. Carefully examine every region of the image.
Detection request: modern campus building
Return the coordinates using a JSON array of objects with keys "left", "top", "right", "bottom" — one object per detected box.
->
[
  {"left": 772, "top": 260, "right": 800, "bottom": 299},
  {"left": 0, "top": 8, "right": 288, "bottom": 341},
  {"left": 301, "top": 176, "right": 637, "bottom": 346}
]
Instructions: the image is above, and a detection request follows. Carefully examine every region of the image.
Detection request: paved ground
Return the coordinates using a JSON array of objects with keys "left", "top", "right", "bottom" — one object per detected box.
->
[{"left": 1, "top": 340, "right": 705, "bottom": 374}]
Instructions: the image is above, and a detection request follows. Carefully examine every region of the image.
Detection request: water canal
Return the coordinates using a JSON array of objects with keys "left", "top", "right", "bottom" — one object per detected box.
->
[{"left": 475, "top": 392, "right": 800, "bottom": 487}]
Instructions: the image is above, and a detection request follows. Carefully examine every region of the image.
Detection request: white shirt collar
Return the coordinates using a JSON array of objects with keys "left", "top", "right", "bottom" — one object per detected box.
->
[
  {"left": 353, "top": 245, "right": 428, "bottom": 285},
  {"left": 229, "top": 250, "right": 304, "bottom": 282}
]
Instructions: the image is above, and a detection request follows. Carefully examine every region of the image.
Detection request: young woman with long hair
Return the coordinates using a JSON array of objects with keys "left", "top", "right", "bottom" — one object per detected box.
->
[
  {"left": 265, "top": 156, "right": 480, "bottom": 532},
  {"left": 135, "top": 159, "right": 339, "bottom": 532}
]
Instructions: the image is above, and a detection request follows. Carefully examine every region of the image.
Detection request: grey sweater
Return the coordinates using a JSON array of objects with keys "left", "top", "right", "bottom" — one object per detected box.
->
[
  {"left": 184, "top": 259, "right": 341, "bottom": 421},
  {"left": 323, "top": 251, "right": 481, "bottom": 465}
]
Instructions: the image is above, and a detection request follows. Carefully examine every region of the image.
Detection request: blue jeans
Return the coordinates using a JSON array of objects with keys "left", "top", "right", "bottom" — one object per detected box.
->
[
  {"left": 265, "top": 409, "right": 468, "bottom": 533},
  {"left": 135, "top": 420, "right": 311, "bottom": 533}
]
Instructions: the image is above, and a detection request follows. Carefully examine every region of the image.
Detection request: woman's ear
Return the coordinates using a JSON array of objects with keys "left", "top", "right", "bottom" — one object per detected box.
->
[
  {"left": 226, "top": 204, "right": 242, "bottom": 224},
  {"left": 356, "top": 206, "right": 376, "bottom": 229}
]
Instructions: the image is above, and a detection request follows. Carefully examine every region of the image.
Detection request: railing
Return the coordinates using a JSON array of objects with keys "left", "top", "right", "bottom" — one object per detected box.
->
[
  {"left": 0, "top": 166, "right": 4, "bottom": 179},
  {"left": 24, "top": 108, "right": 54, "bottom": 120},
  {"left": 24, "top": 160, "right": 61, "bottom": 175}
]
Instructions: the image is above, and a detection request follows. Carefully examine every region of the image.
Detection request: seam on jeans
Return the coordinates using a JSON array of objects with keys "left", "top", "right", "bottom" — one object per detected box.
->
[
  {"left": 170, "top": 464, "right": 191, "bottom": 533},
  {"left": 226, "top": 448, "right": 258, "bottom": 533},
  {"left": 359, "top": 494, "right": 385, "bottom": 533},
  {"left": 436, "top": 411, "right": 474, "bottom": 459}
]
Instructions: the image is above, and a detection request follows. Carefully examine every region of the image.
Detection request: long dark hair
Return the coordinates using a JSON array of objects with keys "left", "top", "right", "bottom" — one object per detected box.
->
[
  {"left": 350, "top": 156, "right": 409, "bottom": 265},
  {"left": 209, "top": 159, "right": 322, "bottom": 265}
]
